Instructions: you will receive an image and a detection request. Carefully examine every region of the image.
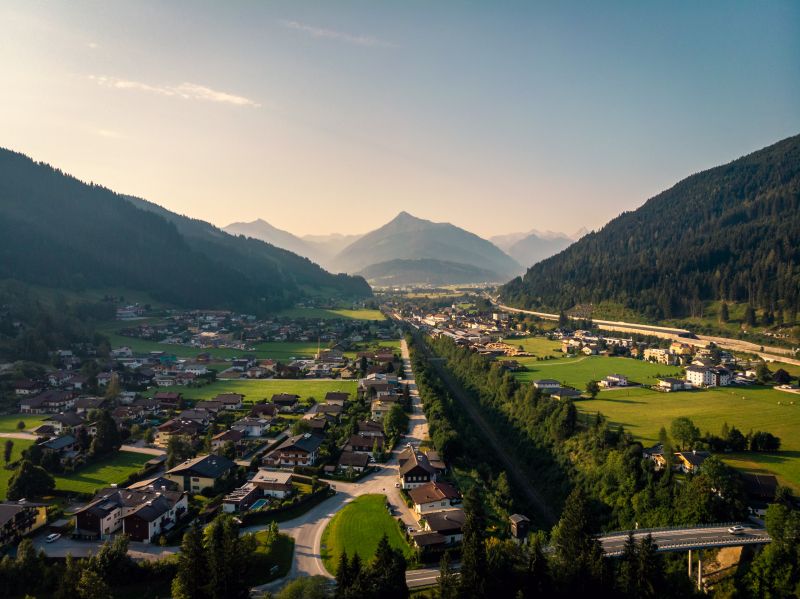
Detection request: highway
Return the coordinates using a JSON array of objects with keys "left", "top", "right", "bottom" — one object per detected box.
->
[
  {"left": 600, "top": 523, "right": 771, "bottom": 556},
  {"left": 491, "top": 299, "right": 800, "bottom": 365}
]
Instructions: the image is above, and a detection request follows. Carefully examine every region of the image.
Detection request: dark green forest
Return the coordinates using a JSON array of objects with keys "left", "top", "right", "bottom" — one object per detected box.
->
[
  {"left": 0, "top": 149, "right": 371, "bottom": 314},
  {"left": 501, "top": 134, "right": 800, "bottom": 320}
]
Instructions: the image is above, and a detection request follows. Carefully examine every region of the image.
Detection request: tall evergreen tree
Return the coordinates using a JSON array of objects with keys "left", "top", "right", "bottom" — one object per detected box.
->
[
  {"left": 459, "top": 486, "right": 488, "bottom": 599},
  {"left": 551, "top": 487, "right": 606, "bottom": 592},
  {"left": 438, "top": 550, "right": 459, "bottom": 599},
  {"left": 172, "top": 522, "right": 209, "bottom": 599}
]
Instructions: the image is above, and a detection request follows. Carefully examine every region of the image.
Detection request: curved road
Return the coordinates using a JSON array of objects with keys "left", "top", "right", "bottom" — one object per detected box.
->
[{"left": 251, "top": 339, "right": 430, "bottom": 592}]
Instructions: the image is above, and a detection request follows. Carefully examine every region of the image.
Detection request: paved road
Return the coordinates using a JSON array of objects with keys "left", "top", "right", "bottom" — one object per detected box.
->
[
  {"left": 119, "top": 443, "right": 166, "bottom": 456},
  {"left": 0, "top": 431, "right": 36, "bottom": 440},
  {"left": 600, "top": 523, "right": 771, "bottom": 556},
  {"left": 250, "top": 338, "right": 431, "bottom": 593}
]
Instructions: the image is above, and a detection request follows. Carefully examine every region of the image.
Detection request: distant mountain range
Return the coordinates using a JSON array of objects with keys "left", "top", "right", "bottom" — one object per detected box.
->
[
  {"left": 329, "top": 212, "right": 523, "bottom": 284},
  {"left": 490, "top": 229, "right": 574, "bottom": 267},
  {"left": 501, "top": 134, "right": 800, "bottom": 320},
  {"left": 225, "top": 213, "right": 580, "bottom": 286},
  {"left": 222, "top": 220, "right": 362, "bottom": 268},
  {"left": 0, "top": 148, "right": 371, "bottom": 313}
]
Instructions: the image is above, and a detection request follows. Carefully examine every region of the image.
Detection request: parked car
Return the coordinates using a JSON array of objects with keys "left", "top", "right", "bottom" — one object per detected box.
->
[
  {"left": 728, "top": 525, "right": 745, "bottom": 535},
  {"left": 45, "top": 533, "right": 61, "bottom": 543},
  {"left": 395, "top": 482, "right": 401, "bottom": 488},
  {"left": 407, "top": 526, "right": 415, "bottom": 533}
]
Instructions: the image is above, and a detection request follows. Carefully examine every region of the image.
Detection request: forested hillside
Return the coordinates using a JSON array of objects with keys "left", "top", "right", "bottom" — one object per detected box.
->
[
  {"left": 0, "top": 149, "right": 371, "bottom": 314},
  {"left": 501, "top": 135, "right": 800, "bottom": 320}
]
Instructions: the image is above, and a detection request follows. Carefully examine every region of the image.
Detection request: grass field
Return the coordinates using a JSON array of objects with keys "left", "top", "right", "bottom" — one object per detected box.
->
[
  {"left": 513, "top": 353, "right": 683, "bottom": 388},
  {"left": 0, "top": 438, "right": 35, "bottom": 499},
  {"left": 149, "top": 379, "right": 358, "bottom": 403},
  {"left": 574, "top": 385, "right": 800, "bottom": 490},
  {"left": 250, "top": 532, "right": 294, "bottom": 585},
  {"left": 0, "top": 413, "right": 50, "bottom": 433},
  {"left": 320, "top": 494, "right": 412, "bottom": 574},
  {"left": 53, "top": 450, "right": 151, "bottom": 495},
  {"left": 275, "top": 307, "right": 386, "bottom": 321}
]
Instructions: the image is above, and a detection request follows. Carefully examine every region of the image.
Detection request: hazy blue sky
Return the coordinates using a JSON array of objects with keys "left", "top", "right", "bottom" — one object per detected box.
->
[{"left": 2, "top": 1, "right": 798, "bottom": 237}]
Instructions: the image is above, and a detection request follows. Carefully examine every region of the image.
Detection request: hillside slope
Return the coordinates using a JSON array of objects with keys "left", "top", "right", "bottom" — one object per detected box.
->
[
  {"left": 0, "top": 149, "right": 371, "bottom": 313},
  {"left": 331, "top": 212, "right": 522, "bottom": 281},
  {"left": 505, "top": 232, "right": 572, "bottom": 267},
  {"left": 501, "top": 134, "right": 800, "bottom": 319},
  {"left": 223, "top": 219, "right": 323, "bottom": 264}
]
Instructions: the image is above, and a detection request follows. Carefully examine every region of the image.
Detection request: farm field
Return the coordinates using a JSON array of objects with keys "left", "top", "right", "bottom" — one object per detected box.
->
[
  {"left": 513, "top": 353, "right": 683, "bottom": 388},
  {"left": 52, "top": 450, "right": 151, "bottom": 495},
  {"left": 0, "top": 438, "right": 35, "bottom": 499},
  {"left": 149, "top": 379, "right": 358, "bottom": 403},
  {"left": 574, "top": 385, "right": 800, "bottom": 491},
  {"left": 275, "top": 307, "right": 386, "bottom": 321},
  {"left": 320, "top": 494, "right": 412, "bottom": 574}
]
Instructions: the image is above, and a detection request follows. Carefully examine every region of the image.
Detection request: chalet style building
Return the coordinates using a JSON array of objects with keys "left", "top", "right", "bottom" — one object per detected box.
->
[{"left": 264, "top": 433, "right": 323, "bottom": 467}]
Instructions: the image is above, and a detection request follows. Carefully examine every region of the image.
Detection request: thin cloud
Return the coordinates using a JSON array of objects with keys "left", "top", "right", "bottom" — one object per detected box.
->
[
  {"left": 87, "top": 42, "right": 99, "bottom": 50},
  {"left": 89, "top": 75, "right": 261, "bottom": 107},
  {"left": 94, "top": 128, "right": 126, "bottom": 139},
  {"left": 280, "top": 19, "right": 395, "bottom": 48}
]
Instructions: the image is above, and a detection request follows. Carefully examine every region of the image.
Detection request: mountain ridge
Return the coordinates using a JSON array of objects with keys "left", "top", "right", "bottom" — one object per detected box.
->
[
  {"left": 0, "top": 148, "right": 371, "bottom": 313},
  {"left": 500, "top": 134, "right": 800, "bottom": 320}
]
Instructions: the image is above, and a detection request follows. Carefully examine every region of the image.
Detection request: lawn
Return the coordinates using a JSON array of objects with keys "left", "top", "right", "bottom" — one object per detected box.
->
[
  {"left": 249, "top": 532, "right": 295, "bottom": 585},
  {"left": 0, "top": 438, "right": 35, "bottom": 499},
  {"left": 149, "top": 379, "right": 358, "bottom": 403},
  {"left": 321, "top": 494, "right": 412, "bottom": 574},
  {"left": 513, "top": 353, "right": 683, "bottom": 388},
  {"left": 0, "top": 413, "right": 50, "bottom": 433},
  {"left": 574, "top": 385, "right": 800, "bottom": 491},
  {"left": 275, "top": 307, "right": 386, "bottom": 321},
  {"left": 53, "top": 450, "right": 151, "bottom": 495}
]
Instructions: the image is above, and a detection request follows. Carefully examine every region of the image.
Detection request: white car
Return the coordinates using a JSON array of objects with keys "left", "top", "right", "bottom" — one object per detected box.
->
[
  {"left": 45, "top": 533, "right": 61, "bottom": 543},
  {"left": 728, "top": 525, "right": 745, "bottom": 535}
]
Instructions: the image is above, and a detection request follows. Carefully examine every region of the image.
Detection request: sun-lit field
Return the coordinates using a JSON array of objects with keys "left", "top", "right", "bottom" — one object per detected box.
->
[
  {"left": 0, "top": 413, "right": 51, "bottom": 433},
  {"left": 575, "top": 385, "right": 800, "bottom": 491},
  {"left": 0, "top": 438, "right": 35, "bottom": 500},
  {"left": 513, "top": 352, "right": 683, "bottom": 388},
  {"left": 149, "top": 379, "right": 358, "bottom": 403},
  {"left": 275, "top": 307, "right": 386, "bottom": 321},
  {"left": 320, "top": 494, "right": 412, "bottom": 574},
  {"left": 52, "top": 451, "right": 151, "bottom": 495}
]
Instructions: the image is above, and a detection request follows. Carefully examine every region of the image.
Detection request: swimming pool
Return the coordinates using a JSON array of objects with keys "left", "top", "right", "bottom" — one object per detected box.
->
[{"left": 250, "top": 498, "right": 269, "bottom": 510}]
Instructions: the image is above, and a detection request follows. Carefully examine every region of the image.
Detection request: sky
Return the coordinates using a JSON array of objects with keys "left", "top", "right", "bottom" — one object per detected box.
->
[{"left": 1, "top": 1, "right": 799, "bottom": 238}]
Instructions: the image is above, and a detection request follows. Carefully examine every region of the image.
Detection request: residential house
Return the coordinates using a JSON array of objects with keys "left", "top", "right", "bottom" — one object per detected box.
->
[
  {"left": 42, "top": 412, "right": 85, "bottom": 434},
  {"left": 211, "top": 429, "right": 244, "bottom": 451},
  {"left": 214, "top": 393, "right": 244, "bottom": 410},
  {"left": 358, "top": 421, "right": 385, "bottom": 437},
  {"left": 0, "top": 500, "right": 48, "bottom": 547},
  {"left": 685, "top": 366, "right": 731, "bottom": 388},
  {"left": 154, "top": 419, "right": 201, "bottom": 447},
  {"left": 324, "top": 391, "right": 350, "bottom": 405},
  {"left": 264, "top": 433, "right": 323, "bottom": 468},
  {"left": 601, "top": 374, "right": 629, "bottom": 388},
  {"left": 422, "top": 509, "right": 466, "bottom": 545},
  {"left": 657, "top": 377, "right": 688, "bottom": 392},
  {"left": 408, "top": 481, "right": 460, "bottom": 515},
  {"left": 75, "top": 483, "right": 187, "bottom": 542},
  {"left": 338, "top": 451, "right": 370, "bottom": 473},
  {"left": 74, "top": 396, "right": 106, "bottom": 414},
  {"left": 675, "top": 450, "right": 711, "bottom": 473},
  {"left": 231, "top": 417, "right": 271, "bottom": 437},
  {"left": 20, "top": 390, "right": 75, "bottom": 414},
  {"left": 14, "top": 380, "right": 42, "bottom": 396},
  {"left": 272, "top": 394, "right": 300, "bottom": 412},
  {"left": 222, "top": 470, "right": 294, "bottom": 513},
  {"left": 345, "top": 434, "right": 384, "bottom": 454},
  {"left": 154, "top": 392, "right": 182, "bottom": 410},
  {"left": 165, "top": 454, "right": 237, "bottom": 493},
  {"left": 250, "top": 403, "right": 279, "bottom": 419},
  {"left": 398, "top": 448, "right": 437, "bottom": 490},
  {"left": 370, "top": 399, "right": 394, "bottom": 421},
  {"left": 550, "top": 388, "right": 582, "bottom": 401}
]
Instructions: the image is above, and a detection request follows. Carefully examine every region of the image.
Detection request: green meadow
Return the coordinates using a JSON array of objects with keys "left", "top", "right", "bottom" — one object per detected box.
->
[
  {"left": 53, "top": 451, "right": 151, "bottom": 495},
  {"left": 574, "top": 385, "right": 800, "bottom": 491},
  {"left": 320, "top": 494, "right": 412, "bottom": 574},
  {"left": 149, "top": 379, "right": 358, "bottom": 403}
]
